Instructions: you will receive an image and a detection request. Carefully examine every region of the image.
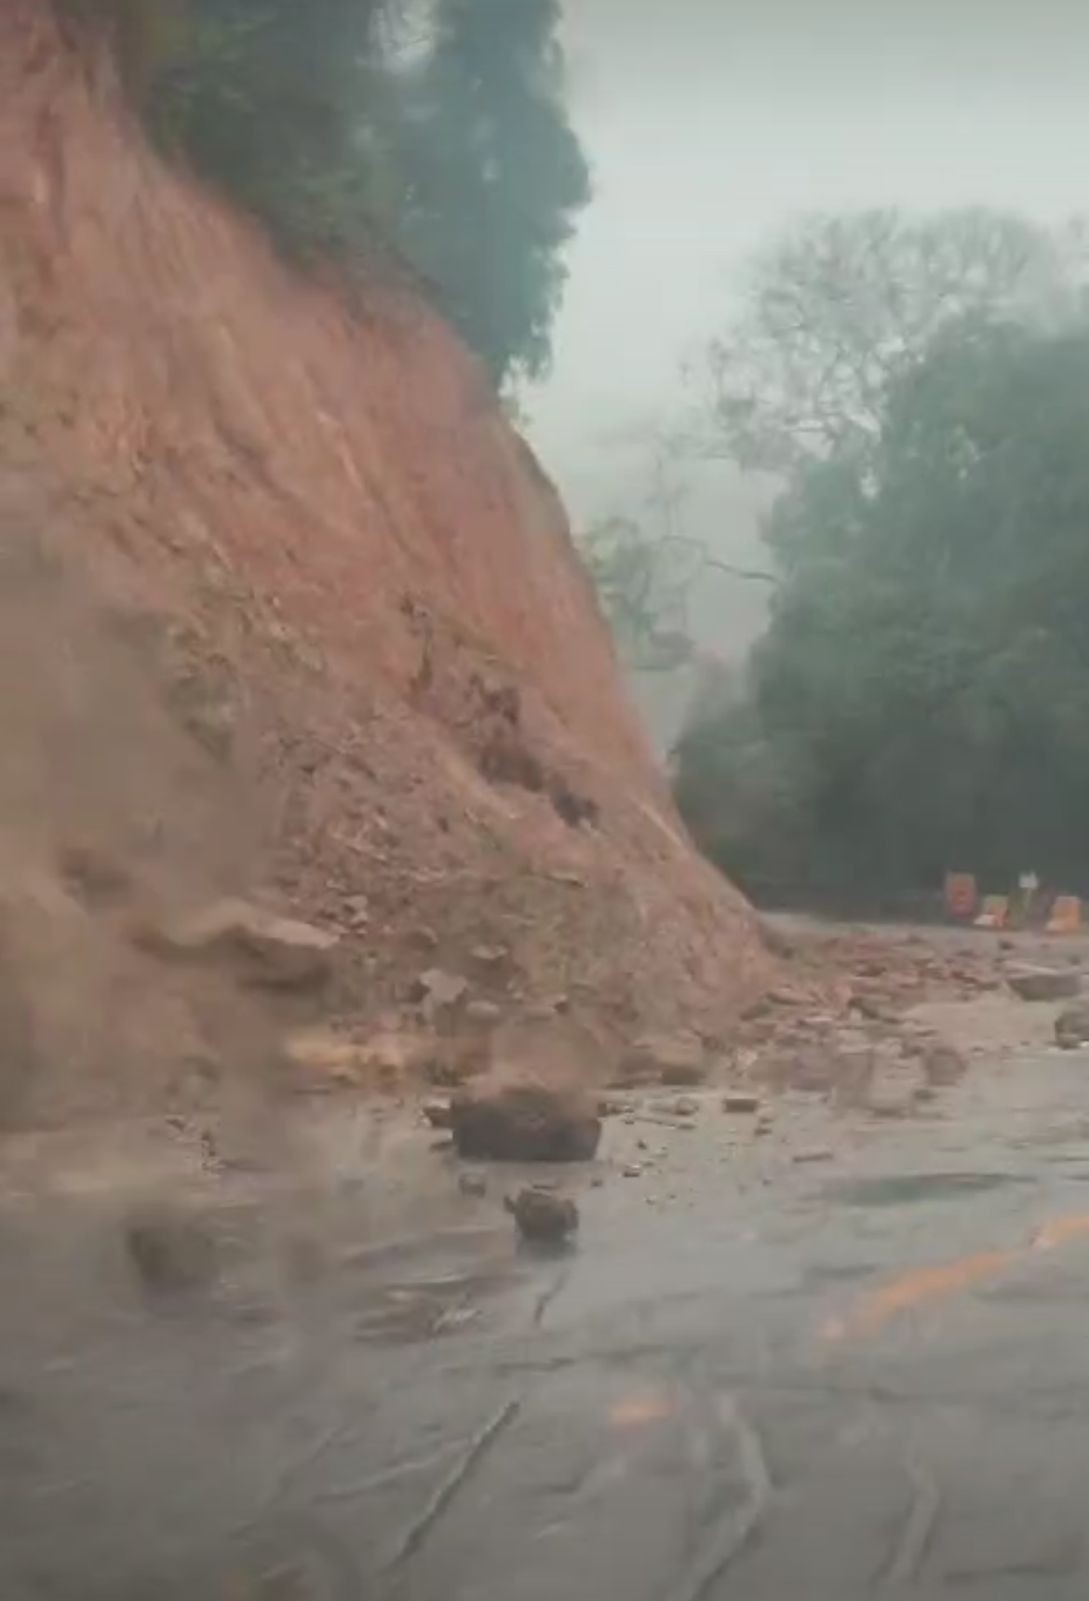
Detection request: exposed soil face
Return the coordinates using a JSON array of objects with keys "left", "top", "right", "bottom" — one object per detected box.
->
[{"left": 0, "top": 0, "right": 776, "bottom": 1113}]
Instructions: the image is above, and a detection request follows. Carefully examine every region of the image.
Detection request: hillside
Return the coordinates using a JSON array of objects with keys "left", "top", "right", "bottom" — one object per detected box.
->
[{"left": 0, "top": 0, "right": 775, "bottom": 1118}]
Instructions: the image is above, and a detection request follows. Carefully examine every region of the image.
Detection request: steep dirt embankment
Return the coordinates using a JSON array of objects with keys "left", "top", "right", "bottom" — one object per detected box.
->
[{"left": 0, "top": 1, "right": 775, "bottom": 1112}]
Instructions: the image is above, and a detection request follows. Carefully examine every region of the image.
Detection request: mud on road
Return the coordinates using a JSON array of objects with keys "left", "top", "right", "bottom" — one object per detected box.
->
[{"left": 5, "top": 932, "right": 1089, "bottom": 1599}]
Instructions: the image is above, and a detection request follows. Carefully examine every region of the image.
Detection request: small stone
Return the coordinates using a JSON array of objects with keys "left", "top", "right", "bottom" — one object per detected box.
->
[
  {"left": 458, "top": 1170, "right": 488, "bottom": 1198},
  {"left": 412, "top": 968, "right": 469, "bottom": 1009},
  {"left": 137, "top": 898, "right": 338, "bottom": 990},
  {"left": 670, "top": 1097, "right": 700, "bottom": 1117},
  {"left": 343, "top": 894, "right": 370, "bottom": 927},
  {"left": 622, "top": 1163, "right": 643, "bottom": 1178},
  {"left": 471, "top": 945, "right": 508, "bottom": 969},
  {"left": 506, "top": 1187, "right": 578, "bottom": 1242},
  {"left": 723, "top": 1092, "right": 761, "bottom": 1115},
  {"left": 793, "top": 1147, "right": 834, "bottom": 1164},
  {"left": 1007, "top": 966, "right": 1081, "bottom": 1002},
  {"left": 616, "top": 1034, "right": 707, "bottom": 1088},
  {"left": 598, "top": 1096, "right": 632, "bottom": 1117},
  {"left": 423, "top": 1100, "right": 452, "bottom": 1129},
  {"left": 466, "top": 1000, "right": 502, "bottom": 1025}
]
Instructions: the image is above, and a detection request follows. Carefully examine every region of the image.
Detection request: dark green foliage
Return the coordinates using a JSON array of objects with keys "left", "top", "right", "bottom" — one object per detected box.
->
[
  {"left": 676, "top": 316, "right": 1089, "bottom": 897},
  {"left": 134, "top": 1, "right": 402, "bottom": 262},
  {"left": 399, "top": 0, "right": 591, "bottom": 381},
  {"left": 66, "top": 0, "right": 589, "bottom": 381}
]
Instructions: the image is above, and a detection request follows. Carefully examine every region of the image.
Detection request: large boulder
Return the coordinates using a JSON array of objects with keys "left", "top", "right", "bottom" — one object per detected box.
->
[
  {"left": 450, "top": 1079, "right": 602, "bottom": 1161},
  {"left": 137, "top": 898, "right": 338, "bottom": 990},
  {"left": 1007, "top": 966, "right": 1081, "bottom": 1003}
]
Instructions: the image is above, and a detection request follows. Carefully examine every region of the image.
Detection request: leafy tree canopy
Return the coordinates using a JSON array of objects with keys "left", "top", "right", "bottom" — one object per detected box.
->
[
  {"left": 699, "top": 208, "right": 1089, "bottom": 473},
  {"left": 68, "top": 0, "right": 590, "bottom": 384},
  {"left": 676, "top": 309, "right": 1089, "bottom": 900}
]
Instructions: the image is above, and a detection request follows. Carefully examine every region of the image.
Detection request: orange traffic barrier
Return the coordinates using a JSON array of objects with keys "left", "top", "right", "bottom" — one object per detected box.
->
[
  {"left": 944, "top": 871, "right": 978, "bottom": 921},
  {"left": 1046, "top": 895, "right": 1082, "bottom": 935},
  {"left": 975, "top": 894, "right": 1009, "bottom": 930}
]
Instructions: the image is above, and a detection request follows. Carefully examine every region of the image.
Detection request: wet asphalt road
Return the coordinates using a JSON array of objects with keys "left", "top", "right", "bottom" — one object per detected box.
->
[{"left": 6, "top": 1038, "right": 1089, "bottom": 1599}]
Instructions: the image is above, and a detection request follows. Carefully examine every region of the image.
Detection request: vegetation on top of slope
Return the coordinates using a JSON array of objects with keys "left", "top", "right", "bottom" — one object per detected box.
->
[
  {"left": 59, "top": 0, "right": 590, "bottom": 385},
  {"left": 673, "top": 209, "right": 1089, "bottom": 899}
]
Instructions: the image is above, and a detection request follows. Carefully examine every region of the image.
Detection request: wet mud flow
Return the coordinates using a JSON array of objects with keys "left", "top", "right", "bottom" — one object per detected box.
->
[{"left": 7, "top": 1045, "right": 1089, "bottom": 1599}]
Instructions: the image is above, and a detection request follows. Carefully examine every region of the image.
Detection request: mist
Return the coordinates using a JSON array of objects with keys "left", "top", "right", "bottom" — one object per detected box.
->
[{"left": 528, "top": 0, "right": 1089, "bottom": 742}]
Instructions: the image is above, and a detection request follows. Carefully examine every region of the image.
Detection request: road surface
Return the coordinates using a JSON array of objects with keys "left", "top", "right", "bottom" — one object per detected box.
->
[{"left": 4, "top": 1022, "right": 1089, "bottom": 1598}]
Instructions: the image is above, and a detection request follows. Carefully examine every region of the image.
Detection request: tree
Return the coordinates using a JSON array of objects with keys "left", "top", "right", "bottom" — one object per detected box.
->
[
  {"left": 578, "top": 439, "right": 773, "bottom": 671},
  {"left": 399, "top": 0, "right": 591, "bottom": 382},
  {"left": 700, "top": 209, "right": 1088, "bottom": 473},
  {"left": 73, "top": 0, "right": 590, "bottom": 386},
  {"left": 141, "top": 0, "right": 405, "bottom": 261},
  {"left": 676, "top": 313, "right": 1089, "bottom": 897}
]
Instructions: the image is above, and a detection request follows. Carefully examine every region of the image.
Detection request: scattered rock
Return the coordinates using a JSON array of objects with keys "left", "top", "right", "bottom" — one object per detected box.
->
[
  {"left": 506, "top": 1186, "right": 578, "bottom": 1242},
  {"left": 598, "top": 1096, "right": 632, "bottom": 1118},
  {"left": 449, "top": 1079, "right": 602, "bottom": 1162},
  {"left": 411, "top": 968, "right": 469, "bottom": 1010},
  {"left": 285, "top": 1027, "right": 422, "bottom": 1089},
  {"left": 622, "top": 1163, "right": 643, "bottom": 1178},
  {"left": 465, "top": 999, "right": 503, "bottom": 1025},
  {"left": 138, "top": 898, "right": 338, "bottom": 990},
  {"left": 458, "top": 1170, "right": 488, "bottom": 1198},
  {"left": 848, "top": 992, "right": 892, "bottom": 1022},
  {"left": 1055, "top": 1003, "right": 1089, "bottom": 1049},
  {"left": 1007, "top": 966, "right": 1081, "bottom": 1002},
  {"left": 423, "top": 1099, "right": 453, "bottom": 1129},
  {"left": 615, "top": 1033, "right": 707, "bottom": 1088},
  {"left": 669, "top": 1096, "right": 700, "bottom": 1117},
  {"left": 722, "top": 1092, "right": 761, "bottom": 1115},
  {"left": 470, "top": 945, "right": 508, "bottom": 970},
  {"left": 342, "top": 893, "right": 370, "bottom": 929}
]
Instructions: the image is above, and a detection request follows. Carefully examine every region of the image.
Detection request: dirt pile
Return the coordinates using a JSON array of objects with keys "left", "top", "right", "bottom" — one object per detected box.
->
[{"left": 0, "top": 2, "right": 777, "bottom": 1119}]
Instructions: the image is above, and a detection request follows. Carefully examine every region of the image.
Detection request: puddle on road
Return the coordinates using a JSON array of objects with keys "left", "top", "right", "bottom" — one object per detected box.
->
[{"left": 825, "top": 1171, "right": 1034, "bottom": 1208}]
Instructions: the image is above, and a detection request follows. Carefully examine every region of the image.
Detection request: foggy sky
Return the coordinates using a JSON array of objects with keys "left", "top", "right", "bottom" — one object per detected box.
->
[{"left": 526, "top": 0, "right": 1089, "bottom": 725}]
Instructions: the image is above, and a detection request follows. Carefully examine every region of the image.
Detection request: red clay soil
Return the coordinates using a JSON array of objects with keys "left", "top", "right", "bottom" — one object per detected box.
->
[{"left": 0, "top": 1, "right": 777, "bottom": 1074}]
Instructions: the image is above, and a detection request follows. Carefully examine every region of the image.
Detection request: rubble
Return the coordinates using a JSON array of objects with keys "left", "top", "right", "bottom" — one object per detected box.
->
[
  {"left": 1006, "top": 966, "right": 1081, "bottom": 1002},
  {"left": 449, "top": 1079, "right": 602, "bottom": 1162},
  {"left": 138, "top": 899, "right": 338, "bottom": 990},
  {"left": 615, "top": 1033, "right": 709, "bottom": 1087},
  {"left": 506, "top": 1187, "right": 578, "bottom": 1243}
]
